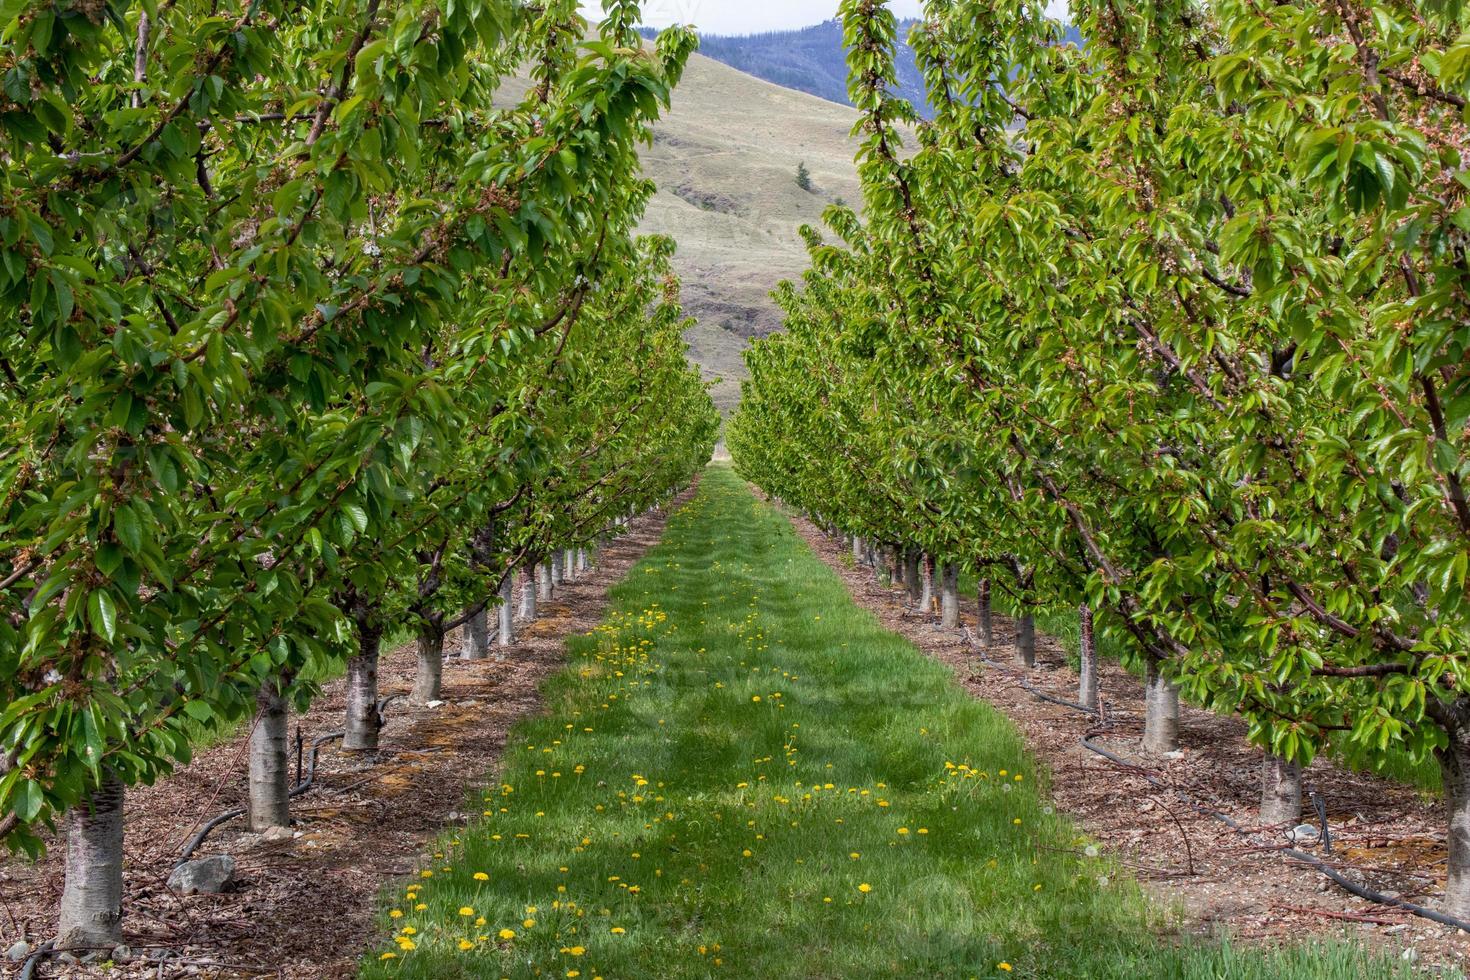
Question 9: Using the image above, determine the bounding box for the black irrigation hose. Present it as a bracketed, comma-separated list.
[18, 940, 54, 980]
[176, 694, 403, 864]
[955, 624, 1470, 932]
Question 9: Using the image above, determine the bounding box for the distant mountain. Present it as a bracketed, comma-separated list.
[644, 19, 933, 118]
[642, 19, 1085, 121]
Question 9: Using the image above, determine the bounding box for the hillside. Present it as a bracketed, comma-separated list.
[504, 51, 871, 413]
[646, 19, 933, 119]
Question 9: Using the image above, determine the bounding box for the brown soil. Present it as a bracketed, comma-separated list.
[788, 515, 1469, 975]
[0, 493, 689, 980]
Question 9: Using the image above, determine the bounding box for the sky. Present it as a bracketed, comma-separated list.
[582, 1, 1066, 36]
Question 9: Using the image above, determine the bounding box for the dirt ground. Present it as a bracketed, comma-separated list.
[0, 494, 688, 980]
[788, 515, 1469, 975]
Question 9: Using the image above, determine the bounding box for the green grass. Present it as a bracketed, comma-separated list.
[361, 465, 1428, 979]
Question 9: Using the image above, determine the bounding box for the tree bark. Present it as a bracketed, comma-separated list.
[520, 565, 538, 621]
[1078, 604, 1098, 711]
[411, 625, 444, 705]
[577, 548, 588, 573]
[977, 578, 992, 648]
[57, 771, 125, 950]
[1142, 655, 1181, 753]
[551, 551, 563, 587]
[940, 561, 960, 628]
[1438, 719, 1470, 919]
[343, 619, 382, 752]
[851, 535, 863, 564]
[247, 680, 291, 832]
[460, 603, 489, 660]
[496, 573, 515, 651]
[537, 561, 552, 601]
[904, 550, 922, 607]
[564, 547, 577, 582]
[1015, 613, 1035, 668]
[1260, 752, 1301, 826]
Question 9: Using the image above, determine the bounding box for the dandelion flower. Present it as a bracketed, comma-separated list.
[379, 952, 398, 960]
[474, 872, 490, 881]
[499, 928, 517, 940]
[459, 906, 475, 917]
[458, 939, 475, 951]
[611, 926, 626, 935]
[998, 963, 1013, 972]
[858, 882, 872, 893]
[389, 909, 403, 919]
[523, 918, 537, 928]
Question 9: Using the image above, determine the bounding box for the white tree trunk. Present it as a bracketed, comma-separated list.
[940, 562, 960, 628]
[343, 627, 382, 752]
[577, 548, 588, 573]
[1015, 613, 1036, 668]
[496, 573, 515, 651]
[1438, 727, 1470, 919]
[1142, 656, 1181, 753]
[411, 628, 444, 705]
[905, 550, 922, 607]
[550, 551, 563, 587]
[520, 565, 538, 620]
[247, 681, 291, 832]
[1260, 752, 1301, 826]
[977, 578, 992, 648]
[57, 772, 125, 950]
[537, 561, 552, 601]
[851, 535, 863, 564]
[460, 603, 489, 660]
[1078, 604, 1098, 710]
[564, 548, 577, 582]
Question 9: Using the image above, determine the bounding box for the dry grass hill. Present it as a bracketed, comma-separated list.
[507, 50, 870, 413]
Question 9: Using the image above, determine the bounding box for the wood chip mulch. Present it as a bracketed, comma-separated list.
[1, 490, 692, 980]
[787, 512, 1468, 975]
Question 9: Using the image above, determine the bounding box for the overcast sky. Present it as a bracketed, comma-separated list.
[584, 1, 1067, 36]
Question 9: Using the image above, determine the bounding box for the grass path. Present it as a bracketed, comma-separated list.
[361, 466, 1416, 979]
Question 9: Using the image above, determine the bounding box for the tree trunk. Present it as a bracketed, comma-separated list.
[496, 573, 515, 651]
[343, 623, 382, 752]
[460, 603, 489, 660]
[520, 565, 538, 621]
[1015, 613, 1035, 668]
[247, 680, 291, 832]
[57, 771, 124, 950]
[905, 550, 922, 607]
[537, 561, 552, 601]
[977, 578, 992, 648]
[551, 551, 563, 587]
[411, 626, 444, 705]
[1078, 604, 1098, 711]
[851, 535, 863, 564]
[940, 562, 960, 628]
[577, 548, 588, 573]
[1142, 655, 1181, 753]
[1260, 752, 1301, 826]
[1437, 720, 1470, 919]
[564, 548, 577, 582]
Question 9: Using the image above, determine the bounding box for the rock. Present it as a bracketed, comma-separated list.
[447, 811, 460, 822]
[260, 825, 293, 842]
[168, 854, 236, 895]
[425, 700, 445, 709]
[6, 941, 31, 963]
[111, 945, 133, 963]
[1384, 924, 1410, 935]
[1286, 824, 1320, 843]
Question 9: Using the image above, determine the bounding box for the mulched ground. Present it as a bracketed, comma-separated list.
[788, 514, 1469, 974]
[1, 492, 691, 980]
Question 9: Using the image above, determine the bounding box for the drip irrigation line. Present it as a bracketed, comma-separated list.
[953, 622, 1470, 933]
[18, 940, 54, 980]
[176, 695, 403, 865]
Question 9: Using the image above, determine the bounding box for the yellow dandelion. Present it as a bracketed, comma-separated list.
[379, 951, 398, 960]
[611, 926, 626, 935]
[499, 928, 516, 940]
[458, 939, 475, 951]
[998, 963, 1013, 972]
[858, 882, 872, 893]
[459, 906, 475, 917]
[473, 872, 490, 881]
[389, 909, 403, 919]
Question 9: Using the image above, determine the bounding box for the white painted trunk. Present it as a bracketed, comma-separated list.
[1439, 729, 1470, 919]
[1015, 614, 1035, 668]
[577, 548, 588, 573]
[550, 551, 563, 587]
[537, 562, 552, 601]
[520, 565, 538, 620]
[940, 562, 960, 628]
[1260, 752, 1301, 826]
[977, 578, 992, 648]
[57, 772, 124, 950]
[563, 548, 577, 582]
[1142, 657, 1181, 753]
[496, 574, 515, 650]
[411, 628, 444, 705]
[851, 536, 863, 564]
[905, 551, 922, 607]
[460, 603, 489, 660]
[1077, 604, 1099, 711]
[247, 681, 291, 831]
[342, 628, 382, 752]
